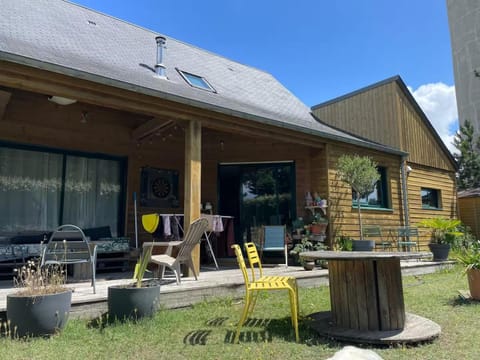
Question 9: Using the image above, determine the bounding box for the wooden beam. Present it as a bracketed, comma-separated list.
[131, 118, 174, 141]
[0, 62, 327, 150]
[184, 119, 202, 275]
[0, 89, 12, 120]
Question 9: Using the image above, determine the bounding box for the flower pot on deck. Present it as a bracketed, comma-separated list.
[352, 240, 375, 251]
[428, 243, 451, 261]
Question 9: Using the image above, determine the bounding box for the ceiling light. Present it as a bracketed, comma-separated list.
[48, 96, 77, 106]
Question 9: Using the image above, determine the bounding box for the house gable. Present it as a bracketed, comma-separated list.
[312, 76, 457, 172]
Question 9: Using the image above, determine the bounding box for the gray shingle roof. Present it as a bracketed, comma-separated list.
[0, 0, 405, 155]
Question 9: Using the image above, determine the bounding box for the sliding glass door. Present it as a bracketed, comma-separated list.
[218, 162, 296, 244]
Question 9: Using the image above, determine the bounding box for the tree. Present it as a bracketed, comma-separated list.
[453, 120, 480, 190]
[336, 155, 380, 240]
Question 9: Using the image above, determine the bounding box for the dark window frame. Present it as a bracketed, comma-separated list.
[176, 68, 216, 93]
[421, 187, 441, 210]
[351, 166, 389, 209]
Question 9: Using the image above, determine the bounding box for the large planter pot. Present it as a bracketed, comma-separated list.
[108, 282, 161, 321]
[352, 240, 375, 251]
[428, 243, 451, 261]
[7, 290, 72, 338]
[467, 268, 480, 300]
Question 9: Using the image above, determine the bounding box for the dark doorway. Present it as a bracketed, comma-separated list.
[218, 162, 296, 246]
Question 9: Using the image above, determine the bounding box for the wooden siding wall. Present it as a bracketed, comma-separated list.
[313, 81, 455, 172]
[396, 90, 453, 170]
[406, 165, 457, 223]
[327, 143, 405, 244]
[405, 165, 458, 247]
[458, 197, 480, 240]
[313, 82, 402, 149]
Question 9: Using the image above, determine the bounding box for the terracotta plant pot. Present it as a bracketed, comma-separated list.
[467, 268, 480, 300]
[310, 223, 327, 235]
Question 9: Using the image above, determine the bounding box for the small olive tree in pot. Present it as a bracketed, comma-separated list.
[336, 154, 380, 250]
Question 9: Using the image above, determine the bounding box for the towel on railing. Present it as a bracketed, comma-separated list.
[161, 215, 171, 236]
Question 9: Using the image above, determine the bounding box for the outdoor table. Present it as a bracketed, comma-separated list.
[299, 250, 441, 344]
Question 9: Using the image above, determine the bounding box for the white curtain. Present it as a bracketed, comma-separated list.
[0, 148, 62, 232]
[62, 156, 121, 236]
[0, 147, 122, 236]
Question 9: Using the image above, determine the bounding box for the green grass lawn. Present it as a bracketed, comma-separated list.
[1, 265, 479, 359]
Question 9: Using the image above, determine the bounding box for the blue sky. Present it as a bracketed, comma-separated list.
[73, 0, 458, 150]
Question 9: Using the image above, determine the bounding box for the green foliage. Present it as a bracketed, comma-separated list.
[336, 235, 353, 251]
[336, 154, 380, 240]
[290, 237, 325, 266]
[456, 240, 480, 271]
[133, 246, 153, 288]
[336, 154, 380, 197]
[453, 120, 480, 190]
[419, 217, 463, 245]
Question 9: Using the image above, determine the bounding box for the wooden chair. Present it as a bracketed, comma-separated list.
[258, 225, 289, 267]
[362, 226, 392, 251]
[41, 224, 97, 293]
[231, 244, 299, 343]
[146, 218, 208, 284]
[397, 227, 420, 252]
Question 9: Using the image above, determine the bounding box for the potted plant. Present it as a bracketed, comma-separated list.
[456, 240, 480, 300]
[419, 217, 463, 261]
[107, 245, 161, 321]
[336, 154, 380, 251]
[290, 237, 326, 270]
[7, 259, 72, 338]
[292, 217, 305, 236]
[336, 235, 354, 251]
[310, 213, 328, 236]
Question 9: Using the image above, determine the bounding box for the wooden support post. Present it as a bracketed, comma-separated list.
[184, 119, 202, 275]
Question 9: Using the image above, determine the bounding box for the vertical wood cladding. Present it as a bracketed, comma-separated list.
[313, 79, 455, 172]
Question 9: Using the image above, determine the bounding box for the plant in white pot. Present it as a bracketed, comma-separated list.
[7, 259, 72, 338]
[336, 154, 380, 251]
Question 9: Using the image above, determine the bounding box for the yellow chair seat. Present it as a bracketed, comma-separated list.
[231, 243, 299, 343]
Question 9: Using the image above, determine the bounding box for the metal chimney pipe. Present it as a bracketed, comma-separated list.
[155, 36, 166, 78]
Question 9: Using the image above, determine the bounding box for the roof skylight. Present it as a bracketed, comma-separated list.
[177, 69, 216, 92]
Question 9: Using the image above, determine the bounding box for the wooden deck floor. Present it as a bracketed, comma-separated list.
[0, 260, 453, 320]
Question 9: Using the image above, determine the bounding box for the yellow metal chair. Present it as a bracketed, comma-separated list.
[231, 244, 299, 343]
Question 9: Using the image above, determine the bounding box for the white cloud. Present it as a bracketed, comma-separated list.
[408, 83, 458, 153]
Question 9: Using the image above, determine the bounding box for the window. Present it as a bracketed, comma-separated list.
[177, 69, 216, 92]
[0, 144, 125, 235]
[421, 188, 441, 209]
[352, 166, 389, 209]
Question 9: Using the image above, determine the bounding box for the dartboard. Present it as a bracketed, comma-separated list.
[151, 177, 171, 199]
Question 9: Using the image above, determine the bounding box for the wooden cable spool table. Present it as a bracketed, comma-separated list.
[299, 251, 441, 344]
